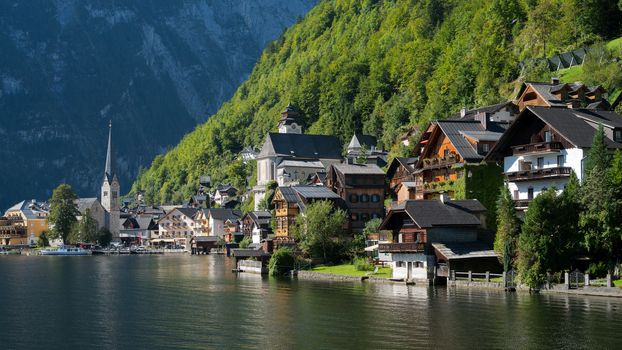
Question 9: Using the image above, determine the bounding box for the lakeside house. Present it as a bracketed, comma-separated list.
[486, 105, 622, 210]
[326, 163, 386, 232]
[241, 211, 272, 244]
[378, 196, 499, 283]
[120, 215, 158, 246]
[386, 157, 418, 201]
[253, 105, 343, 210]
[3, 200, 49, 246]
[156, 207, 198, 249]
[194, 208, 243, 239]
[0, 216, 27, 246]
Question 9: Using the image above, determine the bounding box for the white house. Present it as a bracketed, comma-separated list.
[156, 207, 198, 249]
[487, 106, 622, 209]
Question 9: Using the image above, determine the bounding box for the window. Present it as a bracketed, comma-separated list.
[361, 213, 370, 221]
[513, 190, 519, 200]
[103, 191, 108, 197]
[351, 213, 359, 221]
[371, 194, 380, 203]
[349, 194, 359, 203]
[557, 155, 565, 167]
[415, 261, 424, 268]
[536, 157, 544, 169]
[360, 194, 369, 203]
[544, 131, 552, 142]
[481, 143, 490, 153]
[528, 187, 534, 200]
[396, 261, 405, 268]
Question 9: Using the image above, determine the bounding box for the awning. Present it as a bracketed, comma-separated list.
[364, 244, 378, 252]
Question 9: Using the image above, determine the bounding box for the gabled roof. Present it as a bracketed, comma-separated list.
[247, 211, 272, 226]
[5, 200, 49, 219]
[276, 160, 325, 169]
[258, 133, 343, 160]
[75, 198, 100, 214]
[432, 242, 498, 260]
[487, 106, 622, 160]
[451, 102, 516, 120]
[386, 157, 418, 178]
[331, 163, 385, 176]
[434, 120, 507, 162]
[207, 208, 243, 221]
[381, 199, 483, 229]
[176, 207, 199, 218]
[348, 133, 377, 149]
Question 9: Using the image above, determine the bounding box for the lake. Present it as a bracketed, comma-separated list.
[0, 255, 620, 349]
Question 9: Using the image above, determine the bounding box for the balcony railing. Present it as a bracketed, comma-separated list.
[513, 199, 532, 209]
[420, 157, 458, 170]
[506, 166, 572, 182]
[511, 141, 563, 155]
[378, 242, 425, 253]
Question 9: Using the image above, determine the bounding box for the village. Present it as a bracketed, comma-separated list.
[2, 78, 622, 293]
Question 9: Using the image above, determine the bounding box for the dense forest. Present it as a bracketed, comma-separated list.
[132, 0, 622, 205]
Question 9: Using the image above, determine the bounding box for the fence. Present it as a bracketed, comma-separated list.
[450, 270, 504, 284]
[450, 269, 616, 290]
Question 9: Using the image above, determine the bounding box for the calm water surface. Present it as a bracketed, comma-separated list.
[0, 255, 620, 349]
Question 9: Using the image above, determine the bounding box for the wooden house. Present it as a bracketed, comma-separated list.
[515, 78, 609, 111]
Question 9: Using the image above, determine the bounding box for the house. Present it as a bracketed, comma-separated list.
[326, 163, 386, 232]
[75, 198, 106, 230]
[486, 105, 622, 209]
[272, 185, 344, 238]
[253, 104, 343, 210]
[195, 208, 243, 238]
[308, 172, 327, 186]
[378, 196, 498, 283]
[4, 200, 49, 246]
[515, 78, 608, 111]
[223, 218, 242, 243]
[0, 216, 27, 246]
[242, 211, 273, 244]
[155, 207, 198, 249]
[240, 146, 259, 162]
[386, 157, 418, 199]
[346, 133, 388, 167]
[276, 160, 326, 186]
[120, 215, 157, 246]
[394, 182, 417, 204]
[213, 184, 238, 206]
[190, 235, 219, 254]
[188, 194, 209, 209]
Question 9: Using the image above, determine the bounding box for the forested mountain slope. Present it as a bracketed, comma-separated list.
[0, 0, 316, 210]
[132, 0, 622, 204]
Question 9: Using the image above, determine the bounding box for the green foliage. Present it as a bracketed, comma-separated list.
[464, 163, 505, 230]
[67, 208, 98, 244]
[269, 247, 295, 276]
[97, 228, 113, 247]
[581, 43, 622, 94]
[47, 184, 79, 244]
[133, 0, 622, 201]
[239, 236, 252, 249]
[586, 261, 608, 278]
[37, 231, 50, 248]
[292, 200, 348, 262]
[354, 257, 374, 272]
[494, 185, 521, 271]
[585, 124, 610, 175]
[258, 181, 278, 211]
[362, 218, 382, 236]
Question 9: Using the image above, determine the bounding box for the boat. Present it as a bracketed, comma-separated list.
[0, 249, 21, 255]
[40, 246, 91, 256]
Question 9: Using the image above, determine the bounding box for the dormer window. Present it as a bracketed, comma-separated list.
[614, 129, 622, 143]
[544, 131, 552, 142]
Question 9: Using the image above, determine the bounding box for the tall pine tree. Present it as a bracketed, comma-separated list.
[494, 185, 521, 272]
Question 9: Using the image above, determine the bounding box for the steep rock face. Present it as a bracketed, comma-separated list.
[0, 0, 316, 209]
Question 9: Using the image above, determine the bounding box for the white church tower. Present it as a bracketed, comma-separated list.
[277, 103, 302, 134]
[101, 121, 120, 241]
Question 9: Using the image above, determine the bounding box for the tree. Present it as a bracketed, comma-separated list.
[47, 184, 79, 244]
[67, 208, 98, 244]
[292, 200, 347, 262]
[97, 228, 113, 247]
[494, 185, 521, 272]
[239, 236, 252, 249]
[37, 231, 50, 248]
[268, 247, 295, 276]
[583, 124, 609, 177]
[363, 217, 382, 236]
[258, 181, 278, 210]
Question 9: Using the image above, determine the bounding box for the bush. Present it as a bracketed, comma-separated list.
[269, 247, 295, 276]
[239, 236, 252, 248]
[354, 257, 374, 272]
[587, 261, 608, 278]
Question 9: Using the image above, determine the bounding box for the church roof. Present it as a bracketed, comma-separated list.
[258, 133, 343, 160]
[104, 121, 116, 183]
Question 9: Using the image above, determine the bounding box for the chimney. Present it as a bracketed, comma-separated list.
[439, 193, 450, 203]
[460, 107, 468, 118]
[475, 112, 488, 130]
[551, 77, 560, 85]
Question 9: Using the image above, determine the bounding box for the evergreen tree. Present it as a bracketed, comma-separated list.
[67, 208, 98, 244]
[47, 184, 79, 244]
[583, 124, 609, 177]
[494, 185, 521, 272]
[97, 228, 113, 247]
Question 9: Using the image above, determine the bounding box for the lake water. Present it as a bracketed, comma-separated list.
[0, 255, 620, 349]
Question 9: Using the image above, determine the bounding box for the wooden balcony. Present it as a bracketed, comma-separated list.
[513, 199, 532, 209]
[420, 157, 458, 171]
[378, 242, 425, 253]
[511, 141, 562, 155]
[506, 166, 572, 182]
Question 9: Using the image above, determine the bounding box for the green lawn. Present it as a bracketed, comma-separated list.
[614, 279, 622, 288]
[558, 65, 583, 82]
[311, 264, 393, 279]
[606, 36, 622, 53]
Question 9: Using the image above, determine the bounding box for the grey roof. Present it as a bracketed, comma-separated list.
[529, 106, 622, 148]
[348, 133, 377, 149]
[258, 133, 343, 160]
[459, 130, 504, 142]
[432, 242, 498, 260]
[208, 208, 242, 221]
[386, 157, 417, 178]
[293, 185, 341, 200]
[331, 163, 385, 175]
[74, 198, 100, 214]
[277, 160, 325, 168]
[176, 207, 199, 218]
[436, 120, 504, 161]
[248, 211, 272, 226]
[104, 121, 116, 182]
[5, 200, 49, 219]
[279, 187, 300, 204]
[194, 236, 219, 242]
[452, 102, 515, 120]
[386, 199, 483, 229]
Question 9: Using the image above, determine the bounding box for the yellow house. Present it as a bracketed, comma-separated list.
[4, 200, 49, 245]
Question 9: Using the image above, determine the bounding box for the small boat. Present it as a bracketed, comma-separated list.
[0, 249, 21, 255]
[40, 246, 91, 256]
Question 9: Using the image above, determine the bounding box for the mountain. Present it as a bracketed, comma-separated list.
[0, 0, 317, 210]
[132, 0, 622, 205]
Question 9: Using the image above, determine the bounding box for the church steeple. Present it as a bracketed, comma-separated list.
[278, 103, 302, 134]
[104, 120, 115, 182]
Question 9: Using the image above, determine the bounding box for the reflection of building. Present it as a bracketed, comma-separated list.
[326, 163, 385, 232]
[253, 104, 342, 210]
[487, 106, 622, 210]
[3, 200, 49, 245]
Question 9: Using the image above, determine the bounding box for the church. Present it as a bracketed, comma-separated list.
[101, 121, 121, 241]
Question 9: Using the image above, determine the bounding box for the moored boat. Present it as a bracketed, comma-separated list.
[40, 246, 91, 256]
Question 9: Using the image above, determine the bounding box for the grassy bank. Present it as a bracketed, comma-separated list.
[311, 264, 392, 279]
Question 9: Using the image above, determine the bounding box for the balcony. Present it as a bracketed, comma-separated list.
[513, 199, 532, 209]
[511, 141, 562, 155]
[506, 166, 572, 182]
[420, 156, 458, 171]
[378, 242, 425, 253]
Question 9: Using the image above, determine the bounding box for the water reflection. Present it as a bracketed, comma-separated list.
[0, 255, 620, 349]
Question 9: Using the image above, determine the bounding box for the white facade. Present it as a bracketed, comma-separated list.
[504, 147, 584, 201]
[157, 209, 197, 249]
[386, 253, 434, 281]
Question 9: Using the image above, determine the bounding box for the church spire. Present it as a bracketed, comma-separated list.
[104, 120, 114, 181]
